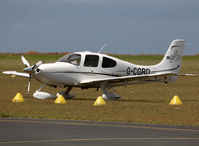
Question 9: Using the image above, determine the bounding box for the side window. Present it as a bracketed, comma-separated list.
[84, 55, 99, 67]
[102, 57, 117, 68]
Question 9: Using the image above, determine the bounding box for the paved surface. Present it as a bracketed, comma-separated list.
[0, 117, 199, 146]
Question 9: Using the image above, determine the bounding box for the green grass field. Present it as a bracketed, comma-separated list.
[0, 54, 199, 126]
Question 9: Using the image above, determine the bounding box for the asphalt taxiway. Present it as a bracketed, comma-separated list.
[0, 117, 199, 146]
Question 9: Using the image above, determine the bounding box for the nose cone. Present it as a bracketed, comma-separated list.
[24, 66, 34, 73]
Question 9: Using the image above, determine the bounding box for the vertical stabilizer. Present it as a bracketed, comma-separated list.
[155, 39, 185, 74]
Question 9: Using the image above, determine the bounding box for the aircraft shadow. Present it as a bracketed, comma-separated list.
[73, 98, 164, 103]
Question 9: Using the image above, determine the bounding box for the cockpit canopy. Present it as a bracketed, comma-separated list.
[57, 53, 81, 66]
[57, 53, 117, 68]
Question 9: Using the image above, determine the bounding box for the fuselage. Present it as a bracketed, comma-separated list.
[2, 39, 185, 100]
[33, 51, 177, 88]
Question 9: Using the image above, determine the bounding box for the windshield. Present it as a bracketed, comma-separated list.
[57, 53, 81, 66]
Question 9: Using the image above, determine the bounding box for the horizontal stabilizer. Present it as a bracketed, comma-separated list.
[178, 73, 199, 76]
[2, 71, 30, 78]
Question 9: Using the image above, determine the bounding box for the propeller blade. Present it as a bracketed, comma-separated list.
[35, 60, 43, 68]
[27, 76, 31, 95]
[21, 55, 30, 67]
[32, 60, 43, 70]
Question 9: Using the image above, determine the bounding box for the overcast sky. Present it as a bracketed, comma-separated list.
[0, 0, 199, 54]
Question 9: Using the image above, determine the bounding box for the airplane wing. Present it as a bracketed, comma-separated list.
[80, 72, 177, 86]
[2, 71, 30, 78]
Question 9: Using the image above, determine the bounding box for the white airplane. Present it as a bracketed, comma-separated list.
[3, 39, 192, 100]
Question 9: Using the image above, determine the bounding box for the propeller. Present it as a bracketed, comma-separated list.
[21, 55, 30, 67]
[20, 55, 43, 94]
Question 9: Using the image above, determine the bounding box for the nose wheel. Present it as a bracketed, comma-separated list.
[33, 84, 56, 100]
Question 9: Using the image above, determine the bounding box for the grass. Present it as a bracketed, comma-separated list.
[0, 53, 199, 126]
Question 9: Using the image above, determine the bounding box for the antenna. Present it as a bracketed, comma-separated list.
[98, 43, 108, 53]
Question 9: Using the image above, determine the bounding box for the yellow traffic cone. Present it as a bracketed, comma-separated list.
[55, 95, 66, 104]
[12, 93, 24, 103]
[93, 96, 106, 106]
[169, 95, 183, 105]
